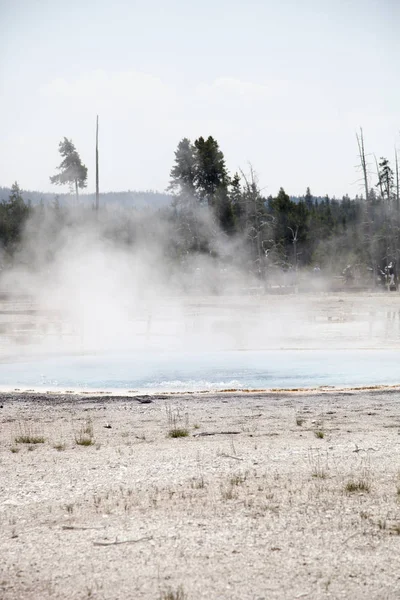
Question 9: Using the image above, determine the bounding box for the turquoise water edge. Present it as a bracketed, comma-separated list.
[0, 349, 398, 393]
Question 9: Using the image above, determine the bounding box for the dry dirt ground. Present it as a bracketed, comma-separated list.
[1, 389, 400, 600]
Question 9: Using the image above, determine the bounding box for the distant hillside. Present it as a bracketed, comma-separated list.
[0, 187, 172, 210]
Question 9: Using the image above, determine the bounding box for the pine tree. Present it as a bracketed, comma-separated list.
[214, 186, 235, 234]
[169, 138, 197, 196]
[229, 172, 243, 230]
[9, 181, 24, 207]
[50, 137, 88, 203]
[0, 182, 30, 249]
[168, 138, 200, 252]
[169, 136, 233, 237]
[376, 157, 394, 202]
[193, 136, 228, 204]
[304, 187, 313, 210]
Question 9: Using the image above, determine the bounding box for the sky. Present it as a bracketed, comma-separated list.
[0, 0, 399, 198]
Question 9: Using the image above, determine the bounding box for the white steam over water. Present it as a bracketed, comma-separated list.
[1, 207, 400, 393]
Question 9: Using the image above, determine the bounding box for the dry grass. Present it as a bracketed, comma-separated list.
[14, 422, 45, 444]
[160, 586, 186, 600]
[345, 479, 371, 493]
[168, 428, 189, 438]
[15, 434, 45, 444]
[4, 384, 400, 599]
[75, 419, 95, 446]
[53, 442, 66, 451]
[230, 473, 246, 486]
[166, 405, 190, 438]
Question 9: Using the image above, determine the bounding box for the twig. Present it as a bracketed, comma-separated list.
[353, 444, 377, 453]
[193, 431, 241, 437]
[62, 525, 104, 531]
[220, 453, 244, 461]
[93, 535, 153, 547]
[342, 532, 359, 545]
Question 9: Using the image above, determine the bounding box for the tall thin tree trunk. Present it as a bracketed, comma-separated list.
[395, 148, 399, 212]
[75, 179, 79, 205]
[96, 115, 99, 212]
[374, 155, 384, 200]
[356, 128, 369, 202]
[395, 149, 400, 269]
[375, 155, 392, 280]
[356, 128, 374, 281]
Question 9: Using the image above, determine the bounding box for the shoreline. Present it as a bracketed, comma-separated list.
[1, 381, 400, 399]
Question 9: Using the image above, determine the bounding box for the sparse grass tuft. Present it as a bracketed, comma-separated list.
[53, 443, 66, 451]
[230, 473, 246, 486]
[160, 586, 186, 600]
[191, 476, 205, 489]
[75, 419, 95, 446]
[166, 405, 189, 439]
[64, 503, 74, 515]
[345, 479, 370, 493]
[308, 448, 329, 480]
[390, 523, 400, 535]
[14, 422, 45, 445]
[168, 428, 189, 438]
[312, 469, 327, 479]
[314, 430, 325, 439]
[221, 483, 238, 501]
[77, 437, 95, 446]
[15, 434, 45, 444]
[10, 446, 20, 453]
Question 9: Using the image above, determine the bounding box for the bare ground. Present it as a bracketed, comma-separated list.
[1, 389, 400, 599]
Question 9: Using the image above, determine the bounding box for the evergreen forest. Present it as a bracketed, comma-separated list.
[1, 131, 399, 289]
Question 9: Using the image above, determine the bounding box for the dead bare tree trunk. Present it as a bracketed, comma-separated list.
[288, 226, 299, 271]
[395, 148, 399, 212]
[95, 115, 99, 212]
[356, 128, 369, 202]
[239, 166, 263, 276]
[356, 128, 375, 284]
[374, 154, 384, 200]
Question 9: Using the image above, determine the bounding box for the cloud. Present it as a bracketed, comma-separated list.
[39, 69, 177, 115]
[40, 71, 292, 118]
[197, 76, 290, 98]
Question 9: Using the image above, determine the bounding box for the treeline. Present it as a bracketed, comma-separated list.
[166, 135, 398, 277]
[0, 187, 171, 209]
[0, 133, 399, 281]
[0, 183, 31, 258]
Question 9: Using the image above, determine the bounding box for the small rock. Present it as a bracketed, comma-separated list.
[137, 397, 153, 404]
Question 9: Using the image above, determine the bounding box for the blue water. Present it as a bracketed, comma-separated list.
[1, 349, 399, 392]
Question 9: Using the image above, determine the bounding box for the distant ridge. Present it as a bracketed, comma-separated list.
[0, 187, 172, 209]
[0, 186, 358, 209]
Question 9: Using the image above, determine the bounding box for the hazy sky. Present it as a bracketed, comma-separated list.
[0, 0, 398, 198]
